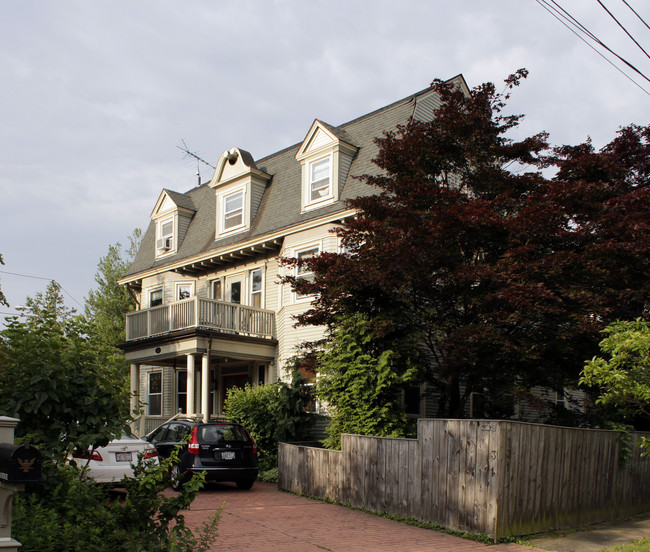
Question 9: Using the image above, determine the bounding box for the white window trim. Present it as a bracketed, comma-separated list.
[149, 287, 163, 308]
[218, 187, 247, 236]
[303, 154, 334, 211]
[250, 268, 263, 309]
[210, 278, 223, 301]
[156, 216, 175, 255]
[176, 282, 194, 301]
[294, 243, 321, 302]
[148, 370, 163, 416]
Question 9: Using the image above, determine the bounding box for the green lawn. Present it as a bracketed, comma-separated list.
[600, 538, 650, 552]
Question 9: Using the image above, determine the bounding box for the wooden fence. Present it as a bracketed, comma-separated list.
[278, 419, 650, 540]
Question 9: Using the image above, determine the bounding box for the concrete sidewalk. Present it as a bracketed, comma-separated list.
[529, 516, 650, 552]
[181, 481, 535, 551]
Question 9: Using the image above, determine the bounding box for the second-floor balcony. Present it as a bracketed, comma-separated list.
[125, 297, 275, 341]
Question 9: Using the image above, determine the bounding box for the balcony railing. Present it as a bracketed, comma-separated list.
[125, 297, 275, 341]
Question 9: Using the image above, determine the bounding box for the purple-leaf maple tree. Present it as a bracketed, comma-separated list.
[283, 71, 650, 419]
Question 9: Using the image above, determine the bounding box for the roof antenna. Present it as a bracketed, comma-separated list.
[177, 139, 216, 187]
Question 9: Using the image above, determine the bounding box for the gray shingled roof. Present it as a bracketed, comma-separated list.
[122, 83, 437, 280]
[161, 189, 196, 212]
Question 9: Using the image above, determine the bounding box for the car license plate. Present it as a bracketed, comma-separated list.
[221, 451, 235, 460]
[116, 452, 133, 462]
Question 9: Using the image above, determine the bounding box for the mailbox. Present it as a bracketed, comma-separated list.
[0, 443, 42, 484]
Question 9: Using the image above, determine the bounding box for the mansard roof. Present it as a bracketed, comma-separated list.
[122, 76, 467, 282]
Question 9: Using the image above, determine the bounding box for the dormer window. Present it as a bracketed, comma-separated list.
[208, 147, 271, 239]
[296, 120, 358, 213]
[309, 156, 332, 203]
[156, 218, 174, 253]
[150, 189, 195, 258]
[224, 190, 244, 231]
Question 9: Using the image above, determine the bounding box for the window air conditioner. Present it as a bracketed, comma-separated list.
[156, 237, 172, 250]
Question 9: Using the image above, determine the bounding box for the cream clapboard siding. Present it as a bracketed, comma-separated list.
[138, 252, 278, 307]
[139, 366, 175, 418]
[274, 223, 340, 375]
[413, 88, 444, 122]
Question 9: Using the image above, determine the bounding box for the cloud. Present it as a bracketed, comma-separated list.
[1, 0, 648, 316]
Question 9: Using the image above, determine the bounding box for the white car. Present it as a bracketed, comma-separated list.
[72, 434, 159, 484]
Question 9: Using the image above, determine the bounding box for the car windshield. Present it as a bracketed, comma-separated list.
[199, 425, 248, 444]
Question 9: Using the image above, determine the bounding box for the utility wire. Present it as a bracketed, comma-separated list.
[621, 0, 650, 31]
[597, 0, 650, 61]
[0, 269, 83, 308]
[543, 0, 650, 83]
[536, 0, 650, 96]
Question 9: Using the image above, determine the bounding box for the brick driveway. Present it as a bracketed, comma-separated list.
[180, 481, 537, 551]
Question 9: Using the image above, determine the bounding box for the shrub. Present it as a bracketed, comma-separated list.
[12, 450, 220, 552]
[224, 365, 313, 470]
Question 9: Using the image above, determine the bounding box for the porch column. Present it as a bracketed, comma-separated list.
[186, 354, 195, 415]
[201, 353, 209, 422]
[129, 364, 140, 417]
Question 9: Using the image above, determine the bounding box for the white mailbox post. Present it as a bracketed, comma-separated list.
[0, 416, 23, 552]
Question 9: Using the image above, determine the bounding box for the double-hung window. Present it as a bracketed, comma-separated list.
[149, 288, 163, 307]
[250, 269, 262, 308]
[309, 157, 331, 203]
[296, 246, 319, 298]
[157, 218, 174, 252]
[148, 371, 162, 416]
[211, 279, 222, 301]
[223, 190, 244, 231]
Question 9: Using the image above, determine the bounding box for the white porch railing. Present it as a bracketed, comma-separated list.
[125, 297, 275, 341]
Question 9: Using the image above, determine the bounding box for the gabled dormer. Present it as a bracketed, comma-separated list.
[151, 189, 196, 258]
[295, 120, 358, 212]
[208, 147, 271, 239]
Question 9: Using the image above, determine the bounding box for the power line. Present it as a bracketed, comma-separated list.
[597, 0, 650, 61]
[621, 0, 650, 31]
[536, 0, 650, 96]
[0, 269, 83, 308]
[545, 0, 650, 83]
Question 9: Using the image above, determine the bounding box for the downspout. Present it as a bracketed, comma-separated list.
[206, 336, 212, 421]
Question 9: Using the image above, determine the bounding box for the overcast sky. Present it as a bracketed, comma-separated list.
[1, 0, 649, 320]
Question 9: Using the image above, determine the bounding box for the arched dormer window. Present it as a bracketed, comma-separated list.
[208, 147, 271, 239]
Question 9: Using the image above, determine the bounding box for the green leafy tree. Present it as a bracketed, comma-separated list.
[0, 281, 129, 462]
[85, 229, 141, 358]
[318, 314, 420, 449]
[581, 319, 650, 420]
[276, 360, 315, 444]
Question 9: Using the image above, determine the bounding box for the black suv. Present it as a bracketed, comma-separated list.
[146, 418, 258, 490]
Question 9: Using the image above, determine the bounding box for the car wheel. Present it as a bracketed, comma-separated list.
[235, 479, 255, 490]
[170, 464, 187, 491]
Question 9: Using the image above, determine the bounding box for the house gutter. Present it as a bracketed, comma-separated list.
[117, 207, 357, 287]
